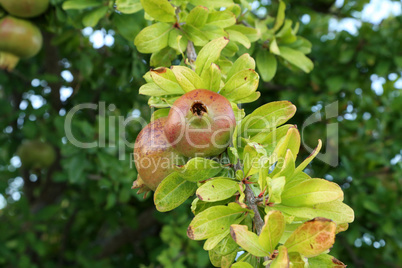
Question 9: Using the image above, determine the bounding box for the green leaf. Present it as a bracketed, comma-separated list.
[154, 172, 197, 212]
[259, 210, 285, 253]
[236, 91, 261, 104]
[271, 149, 296, 180]
[231, 262, 254, 268]
[148, 95, 179, 108]
[134, 22, 172, 53]
[226, 25, 260, 42]
[201, 63, 222, 92]
[168, 28, 188, 52]
[171, 66, 204, 92]
[151, 108, 170, 121]
[188, 203, 247, 240]
[256, 50, 277, 82]
[227, 30, 251, 48]
[189, 0, 234, 9]
[267, 176, 286, 204]
[226, 53, 255, 81]
[213, 233, 239, 255]
[251, 124, 292, 150]
[281, 179, 344, 207]
[272, 1, 286, 32]
[115, 0, 142, 14]
[230, 224, 270, 257]
[196, 178, 239, 202]
[269, 37, 281, 55]
[274, 201, 355, 224]
[270, 246, 289, 268]
[278, 46, 314, 73]
[113, 13, 142, 41]
[174, 157, 223, 182]
[288, 252, 308, 268]
[82, 6, 108, 27]
[201, 24, 229, 40]
[209, 249, 237, 268]
[243, 142, 267, 177]
[195, 37, 229, 77]
[206, 10, 236, 28]
[272, 127, 300, 165]
[284, 218, 337, 258]
[240, 101, 296, 138]
[182, 24, 209, 46]
[150, 68, 184, 94]
[220, 69, 259, 102]
[139, 82, 172, 96]
[62, 0, 101, 10]
[150, 47, 177, 67]
[308, 254, 346, 267]
[140, 0, 176, 22]
[204, 230, 230, 251]
[186, 6, 209, 28]
[294, 139, 322, 174]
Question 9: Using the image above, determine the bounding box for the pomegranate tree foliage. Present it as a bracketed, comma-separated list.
[0, 0, 401, 267]
[129, 0, 353, 267]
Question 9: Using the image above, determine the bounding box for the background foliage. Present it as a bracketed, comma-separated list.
[0, 0, 401, 267]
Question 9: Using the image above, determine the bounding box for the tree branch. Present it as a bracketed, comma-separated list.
[186, 41, 197, 66]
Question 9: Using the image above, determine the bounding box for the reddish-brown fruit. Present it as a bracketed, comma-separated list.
[164, 89, 236, 157]
[0, 16, 43, 59]
[133, 117, 186, 191]
[0, 0, 49, 18]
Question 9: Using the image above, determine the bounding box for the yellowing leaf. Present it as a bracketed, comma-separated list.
[220, 69, 259, 102]
[196, 178, 239, 202]
[150, 68, 184, 94]
[140, 0, 176, 22]
[226, 53, 256, 81]
[195, 37, 229, 77]
[259, 210, 285, 253]
[154, 172, 197, 212]
[294, 139, 322, 174]
[186, 6, 209, 28]
[134, 22, 172, 53]
[281, 179, 343, 207]
[201, 63, 222, 92]
[309, 254, 346, 268]
[231, 262, 254, 268]
[227, 29, 251, 48]
[189, 0, 234, 9]
[175, 158, 223, 182]
[171, 66, 204, 92]
[206, 10, 236, 28]
[284, 218, 336, 257]
[188, 203, 247, 240]
[230, 224, 270, 257]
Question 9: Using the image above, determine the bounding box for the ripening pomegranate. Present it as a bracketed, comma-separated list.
[164, 89, 236, 158]
[0, 0, 49, 18]
[133, 117, 186, 192]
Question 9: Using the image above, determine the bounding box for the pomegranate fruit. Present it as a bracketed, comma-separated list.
[164, 89, 236, 158]
[17, 140, 56, 169]
[0, 0, 49, 18]
[0, 16, 43, 59]
[133, 117, 186, 192]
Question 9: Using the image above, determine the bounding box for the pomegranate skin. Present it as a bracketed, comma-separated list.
[134, 117, 186, 191]
[0, 0, 49, 18]
[164, 89, 236, 158]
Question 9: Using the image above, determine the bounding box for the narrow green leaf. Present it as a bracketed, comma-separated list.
[206, 10, 236, 28]
[201, 63, 222, 92]
[236, 91, 261, 104]
[227, 30, 251, 48]
[175, 157, 223, 182]
[256, 50, 277, 82]
[189, 0, 234, 9]
[281, 179, 344, 207]
[284, 218, 337, 258]
[272, 127, 300, 166]
[220, 69, 259, 102]
[195, 37, 229, 77]
[267, 176, 286, 204]
[226, 25, 260, 42]
[115, 0, 142, 14]
[188, 203, 247, 240]
[274, 200, 355, 224]
[243, 142, 267, 177]
[186, 6, 209, 28]
[197, 178, 239, 202]
[272, 1, 286, 32]
[279, 46, 314, 73]
[154, 172, 197, 212]
[241, 101, 296, 138]
[134, 22, 172, 53]
[139, 82, 174, 96]
[182, 24, 209, 46]
[230, 224, 270, 257]
[140, 0, 176, 22]
[168, 28, 188, 52]
[171, 66, 204, 92]
[259, 210, 285, 253]
[294, 139, 322, 174]
[82, 6, 108, 27]
[62, 0, 101, 10]
[150, 47, 176, 67]
[226, 53, 255, 81]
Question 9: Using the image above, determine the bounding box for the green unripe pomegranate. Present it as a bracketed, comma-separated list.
[164, 89, 236, 158]
[17, 140, 56, 170]
[0, 16, 43, 59]
[133, 117, 186, 191]
[0, 0, 49, 18]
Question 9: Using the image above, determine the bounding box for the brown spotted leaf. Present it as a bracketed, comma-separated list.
[270, 245, 290, 268]
[284, 217, 336, 258]
[308, 253, 346, 268]
[230, 224, 270, 257]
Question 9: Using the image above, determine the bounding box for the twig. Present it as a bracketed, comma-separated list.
[186, 41, 197, 65]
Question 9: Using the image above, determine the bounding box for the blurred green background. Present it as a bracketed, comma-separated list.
[0, 0, 401, 267]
